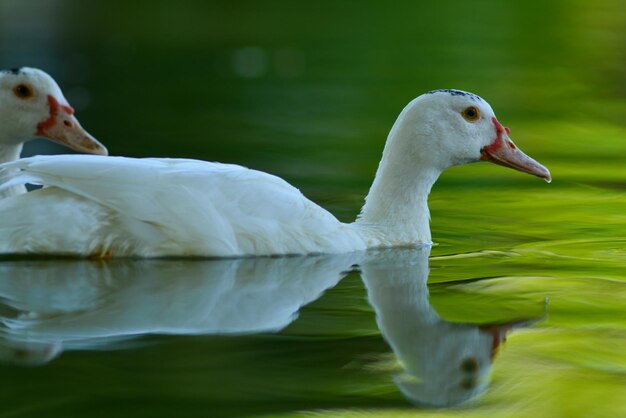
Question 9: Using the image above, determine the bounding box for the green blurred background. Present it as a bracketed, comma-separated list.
[1, 0, 626, 417]
[6, 0, 626, 227]
[6, 0, 623, 179]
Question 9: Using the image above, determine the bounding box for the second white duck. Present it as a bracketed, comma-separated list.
[0, 89, 550, 257]
[0, 67, 107, 198]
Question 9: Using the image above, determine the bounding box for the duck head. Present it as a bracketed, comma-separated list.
[0, 67, 107, 155]
[398, 89, 550, 182]
[358, 89, 551, 244]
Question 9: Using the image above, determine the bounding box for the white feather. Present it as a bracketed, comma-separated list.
[0, 155, 364, 256]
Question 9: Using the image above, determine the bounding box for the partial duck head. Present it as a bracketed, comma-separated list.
[395, 89, 550, 181]
[0, 67, 107, 155]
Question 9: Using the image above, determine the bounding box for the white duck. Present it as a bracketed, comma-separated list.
[0, 67, 107, 198]
[0, 89, 550, 257]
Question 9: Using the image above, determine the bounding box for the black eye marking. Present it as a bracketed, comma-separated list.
[13, 83, 34, 99]
[460, 358, 479, 373]
[461, 106, 481, 122]
[427, 89, 482, 102]
[1, 68, 23, 75]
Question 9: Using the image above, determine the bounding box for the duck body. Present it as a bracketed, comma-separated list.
[0, 156, 369, 256]
[0, 89, 551, 258]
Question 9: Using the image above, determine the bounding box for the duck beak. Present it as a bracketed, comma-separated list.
[479, 318, 541, 361]
[480, 118, 551, 183]
[36, 96, 108, 156]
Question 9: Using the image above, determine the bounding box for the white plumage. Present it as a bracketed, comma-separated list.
[0, 156, 364, 256]
[0, 90, 550, 257]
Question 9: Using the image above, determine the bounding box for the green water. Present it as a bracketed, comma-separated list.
[2, 0, 626, 417]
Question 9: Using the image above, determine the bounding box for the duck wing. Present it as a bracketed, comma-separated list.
[0, 155, 364, 256]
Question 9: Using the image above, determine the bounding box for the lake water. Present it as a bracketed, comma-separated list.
[1, 1, 625, 417]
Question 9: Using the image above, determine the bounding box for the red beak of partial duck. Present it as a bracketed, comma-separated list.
[480, 117, 551, 183]
[36, 95, 108, 156]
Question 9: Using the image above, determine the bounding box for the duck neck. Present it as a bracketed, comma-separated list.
[0, 143, 23, 164]
[355, 126, 441, 245]
[0, 143, 26, 198]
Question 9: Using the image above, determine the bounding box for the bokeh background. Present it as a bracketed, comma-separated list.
[4, 0, 624, 197]
[5, 0, 626, 229]
[1, 1, 626, 417]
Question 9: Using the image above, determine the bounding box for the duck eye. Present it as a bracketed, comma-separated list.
[460, 357, 479, 373]
[13, 83, 34, 99]
[461, 106, 480, 122]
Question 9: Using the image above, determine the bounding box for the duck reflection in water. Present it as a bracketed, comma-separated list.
[0, 253, 360, 365]
[361, 248, 537, 407]
[0, 249, 539, 407]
